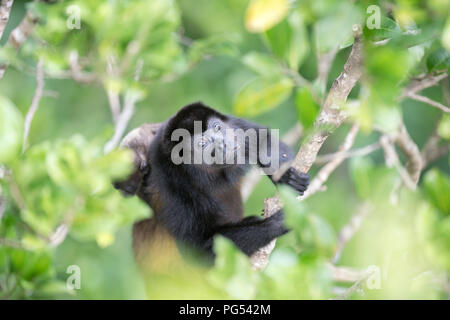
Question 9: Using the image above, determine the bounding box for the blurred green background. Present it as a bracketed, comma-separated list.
[0, 0, 449, 299]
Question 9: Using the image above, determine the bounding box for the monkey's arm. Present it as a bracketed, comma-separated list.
[229, 117, 309, 195]
[214, 211, 289, 256]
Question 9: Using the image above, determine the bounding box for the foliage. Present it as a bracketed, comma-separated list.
[0, 0, 448, 299]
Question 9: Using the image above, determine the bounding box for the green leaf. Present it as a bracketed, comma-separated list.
[314, 2, 363, 53]
[242, 52, 283, 78]
[188, 33, 241, 64]
[306, 213, 335, 252]
[233, 77, 293, 116]
[443, 17, 450, 50]
[0, 96, 23, 164]
[264, 11, 309, 69]
[10, 250, 52, 281]
[423, 169, 450, 214]
[295, 87, 319, 129]
[350, 157, 400, 202]
[364, 16, 401, 41]
[365, 45, 414, 106]
[426, 48, 450, 72]
[437, 115, 450, 140]
[278, 186, 335, 254]
[349, 157, 375, 199]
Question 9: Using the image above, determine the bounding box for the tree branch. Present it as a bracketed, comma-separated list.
[0, 0, 14, 40]
[401, 72, 449, 113]
[22, 58, 44, 153]
[405, 92, 450, 113]
[104, 92, 138, 154]
[315, 141, 380, 164]
[316, 47, 338, 99]
[0, 195, 6, 221]
[403, 72, 448, 96]
[379, 134, 417, 190]
[103, 57, 143, 154]
[250, 25, 364, 270]
[394, 123, 423, 184]
[0, 11, 38, 78]
[332, 203, 371, 264]
[303, 123, 360, 199]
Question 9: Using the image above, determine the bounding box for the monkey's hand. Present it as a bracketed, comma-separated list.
[277, 168, 310, 196]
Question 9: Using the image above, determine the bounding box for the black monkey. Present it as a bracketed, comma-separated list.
[115, 102, 309, 266]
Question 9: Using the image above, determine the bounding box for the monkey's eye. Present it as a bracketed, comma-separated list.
[198, 140, 207, 148]
[213, 122, 222, 132]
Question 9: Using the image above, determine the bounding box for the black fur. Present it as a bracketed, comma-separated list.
[117, 102, 309, 263]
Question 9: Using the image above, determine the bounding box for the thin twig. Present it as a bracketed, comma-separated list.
[332, 203, 371, 264]
[104, 57, 143, 154]
[406, 92, 450, 113]
[0, 195, 6, 221]
[302, 124, 360, 199]
[22, 58, 44, 153]
[402, 72, 448, 96]
[316, 48, 338, 99]
[68, 50, 97, 84]
[0, 11, 38, 78]
[48, 209, 75, 248]
[379, 134, 416, 190]
[104, 93, 137, 154]
[394, 123, 423, 184]
[333, 275, 367, 300]
[401, 72, 449, 113]
[315, 142, 380, 164]
[328, 264, 368, 282]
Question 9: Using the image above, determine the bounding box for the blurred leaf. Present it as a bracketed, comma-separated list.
[314, 2, 363, 53]
[242, 52, 283, 78]
[96, 232, 115, 248]
[443, 17, 450, 50]
[0, 96, 23, 164]
[10, 250, 52, 281]
[437, 115, 450, 140]
[364, 16, 401, 41]
[423, 169, 450, 214]
[264, 11, 309, 69]
[31, 0, 184, 85]
[295, 87, 319, 129]
[209, 236, 257, 299]
[372, 105, 402, 134]
[245, 0, 289, 33]
[188, 33, 241, 64]
[260, 250, 332, 299]
[233, 77, 293, 116]
[349, 157, 374, 199]
[426, 48, 450, 72]
[364, 45, 414, 108]
[279, 187, 335, 254]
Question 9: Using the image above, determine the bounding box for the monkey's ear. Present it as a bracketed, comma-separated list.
[113, 123, 161, 196]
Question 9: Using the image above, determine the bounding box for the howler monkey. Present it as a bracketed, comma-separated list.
[114, 102, 309, 267]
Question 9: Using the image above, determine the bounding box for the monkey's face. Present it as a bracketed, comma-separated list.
[190, 117, 242, 168]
